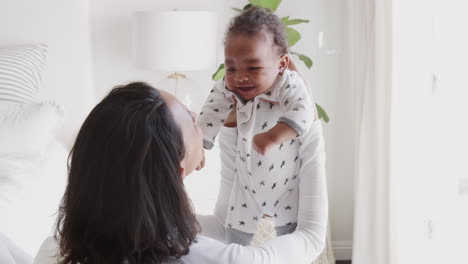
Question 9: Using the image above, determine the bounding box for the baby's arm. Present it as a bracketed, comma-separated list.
[196, 80, 235, 150]
[277, 70, 316, 136]
[253, 70, 316, 155]
[253, 122, 297, 155]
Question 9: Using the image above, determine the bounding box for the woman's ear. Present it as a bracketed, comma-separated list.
[180, 167, 186, 179]
[180, 160, 187, 179]
[279, 54, 290, 72]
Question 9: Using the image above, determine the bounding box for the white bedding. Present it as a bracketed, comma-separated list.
[0, 140, 68, 257]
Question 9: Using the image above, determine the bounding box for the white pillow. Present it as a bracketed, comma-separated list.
[0, 102, 63, 157]
[0, 44, 48, 104]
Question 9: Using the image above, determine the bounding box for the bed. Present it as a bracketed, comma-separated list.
[0, 1, 94, 263]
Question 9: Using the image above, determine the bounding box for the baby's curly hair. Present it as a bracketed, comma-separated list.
[225, 6, 289, 55]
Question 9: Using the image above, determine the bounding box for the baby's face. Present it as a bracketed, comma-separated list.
[224, 30, 287, 100]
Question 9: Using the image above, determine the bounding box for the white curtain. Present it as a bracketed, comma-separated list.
[350, 0, 393, 263]
[390, 1, 468, 263]
[351, 0, 468, 263]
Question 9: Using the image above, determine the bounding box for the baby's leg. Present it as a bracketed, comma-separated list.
[275, 222, 297, 236]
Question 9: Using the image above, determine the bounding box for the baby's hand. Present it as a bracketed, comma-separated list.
[253, 132, 276, 156]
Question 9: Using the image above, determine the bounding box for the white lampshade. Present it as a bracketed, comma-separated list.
[133, 10, 218, 72]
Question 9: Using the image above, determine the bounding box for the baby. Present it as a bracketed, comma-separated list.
[197, 6, 317, 244]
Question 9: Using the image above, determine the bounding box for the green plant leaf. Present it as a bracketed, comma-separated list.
[291, 51, 313, 69]
[212, 64, 225, 81]
[286, 27, 301, 46]
[233, 4, 253, 12]
[315, 103, 330, 123]
[283, 18, 309, 26]
[281, 16, 290, 23]
[249, 0, 282, 11]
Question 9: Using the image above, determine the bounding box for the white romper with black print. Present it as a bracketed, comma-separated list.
[197, 69, 315, 234]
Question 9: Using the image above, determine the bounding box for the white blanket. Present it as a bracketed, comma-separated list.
[0, 232, 32, 264]
[0, 140, 68, 258]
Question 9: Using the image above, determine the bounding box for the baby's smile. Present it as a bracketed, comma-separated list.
[234, 85, 260, 99]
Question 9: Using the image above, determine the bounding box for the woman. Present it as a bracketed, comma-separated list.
[34, 82, 327, 264]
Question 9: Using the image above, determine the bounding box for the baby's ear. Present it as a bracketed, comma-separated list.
[279, 54, 290, 72]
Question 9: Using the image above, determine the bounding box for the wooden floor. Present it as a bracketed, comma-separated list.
[336, 261, 351, 264]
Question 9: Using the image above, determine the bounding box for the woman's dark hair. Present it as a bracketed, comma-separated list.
[225, 6, 288, 55]
[55, 82, 199, 264]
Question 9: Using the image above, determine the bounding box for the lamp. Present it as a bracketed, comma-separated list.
[132, 10, 217, 108]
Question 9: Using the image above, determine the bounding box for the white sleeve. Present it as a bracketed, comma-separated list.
[277, 70, 316, 136]
[189, 120, 328, 264]
[259, 120, 327, 263]
[196, 80, 235, 150]
[33, 237, 60, 264]
[196, 126, 237, 242]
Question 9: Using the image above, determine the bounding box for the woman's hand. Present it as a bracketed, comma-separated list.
[196, 154, 205, 171]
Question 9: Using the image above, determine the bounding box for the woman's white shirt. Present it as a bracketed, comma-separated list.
[34, 122, 328, 264]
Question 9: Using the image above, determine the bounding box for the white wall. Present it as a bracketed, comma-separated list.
[0, 0, 95, 147]
[90, 0, 354, 257]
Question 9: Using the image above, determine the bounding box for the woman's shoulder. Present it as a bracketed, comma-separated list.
[32, 236, 233, 264]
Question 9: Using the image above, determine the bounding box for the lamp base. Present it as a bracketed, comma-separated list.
[168, 72, 187, 79]
[157, 72, 194, 109]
